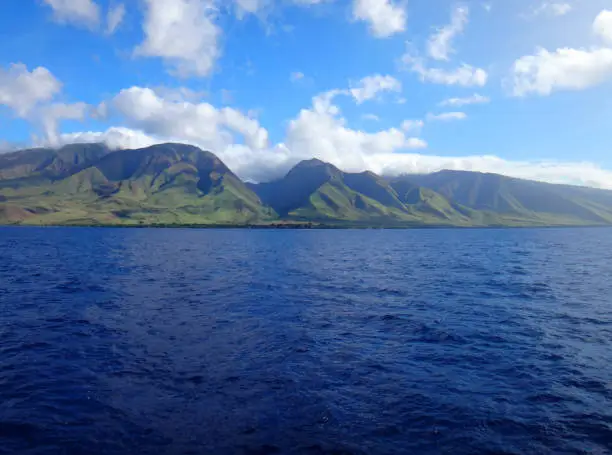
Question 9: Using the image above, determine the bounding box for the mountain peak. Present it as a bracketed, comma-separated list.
[294, 158, 332, 168]
[140, 142, 208, 154]
[288, 158, 341, 176]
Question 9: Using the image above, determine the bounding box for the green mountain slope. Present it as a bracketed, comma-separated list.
[0, 143, 272, 225]
[250, 159, 471, 225]
[394, 170, 612, 226]
[3, 143, 612, 227]
[0, 143, 111, 188]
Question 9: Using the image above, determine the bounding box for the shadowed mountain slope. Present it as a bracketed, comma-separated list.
[0, 143, 272, 225]
[393, 170, 612, 225]
[2, 144, 612, 227]
[250, 159, 471, 225]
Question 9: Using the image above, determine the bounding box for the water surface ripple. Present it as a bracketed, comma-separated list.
[1, 227, 611, 454]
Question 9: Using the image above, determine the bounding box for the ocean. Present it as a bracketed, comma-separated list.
[1, 227, 611, 454]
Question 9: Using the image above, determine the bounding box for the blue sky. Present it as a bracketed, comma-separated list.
[1, 0, 612, 186]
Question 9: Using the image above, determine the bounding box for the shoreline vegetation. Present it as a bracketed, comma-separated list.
[2, 221, 610, 230]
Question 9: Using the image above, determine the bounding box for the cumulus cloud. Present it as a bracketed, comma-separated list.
[439, 93, 490, 107]
[285, 93, 426, 171]
[48, 127, 160, 150]
[150, 86, 207, 103]
[352, 0, 406, 38]
[107, 86, 268, 151]
[34, 81, 612, 189]
[510, 47, 612, 96]
[0, 63, 92, 143]
[135, 0, 220, 78]
[510, 10, 612, 96]
[368, 155, 612, 190]
[54, 124, 612, 190]
[59, 86, 427, 181]
[42, 0, 101, 28]
[0, 64, 62, 116]
[349, 74, 402, 103]
[106, 3, 125, 34]
[594, 10, 612, 44]
[427, 6, 469, 61]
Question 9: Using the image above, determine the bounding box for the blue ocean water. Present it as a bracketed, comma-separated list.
[0, 227, 611, 455]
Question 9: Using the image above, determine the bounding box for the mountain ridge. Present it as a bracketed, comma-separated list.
[1, 142, 612, 227]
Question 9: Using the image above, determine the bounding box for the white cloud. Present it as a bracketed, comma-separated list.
[39, 84, 612, 189]
[106, 3, 125, 34]
[428, 6, 469, 61]
[290, 71, 305, 82]
[349, 74, 402, 103]
[352, 0, 406, 38]
[283, 92, 427, 175]
[527, 2, 572, 18]
[42, 0, 101, 28]
[0, 64, 62, 116]
[362, 113, 380, 121]
[510, 10, 612, 96]
[109, 86, 268, 151]
[510, 47, 612, 96]
[233, 0, 270, 18]
[49, 127, 160, 150]
[403, 52, 488, 86]
[0, 64, 89, 142]
[71, 87, 427, 181]
[92, 101, 108, 119]
[135, 0, 220, 78]
[226, 0, 331, 20]
[439, 93, 490, 106]
[401, 119, 424, 133]
[594, 10, 612, 44]
[291, 0, 330, 4]
[0, 141, 20, 153]
[37, 102, 89, 145]
[365, 155, 612, 190]
[56, 124, 612, 190]
[151, 86, 207, 103]
[427, 112, 467, 121]
[233, 0, 328, 15]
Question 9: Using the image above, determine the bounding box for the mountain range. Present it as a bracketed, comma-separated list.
[1, 142, 612, 227]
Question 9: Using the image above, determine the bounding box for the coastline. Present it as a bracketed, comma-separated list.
[1, 221, 610, 230]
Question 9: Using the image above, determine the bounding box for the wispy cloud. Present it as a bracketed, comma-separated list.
[510, 10, 612, 96]
[524, 2, 572, 19]
[439, 94, 490, 107]
[427, 111, 467, 121]
[427, 6, 469, 61]
[349, 74, 402, 103]
[290, 71, 305, 82]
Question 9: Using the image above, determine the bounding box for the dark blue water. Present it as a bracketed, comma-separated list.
[1, 227, 612, 454]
